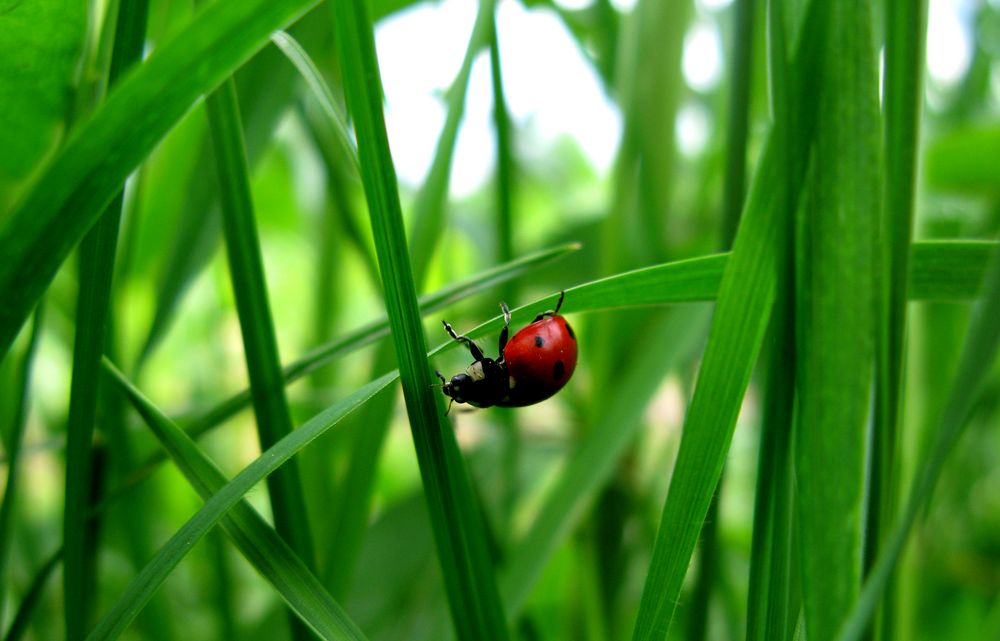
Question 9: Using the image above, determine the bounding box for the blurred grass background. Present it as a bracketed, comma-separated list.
[1, 0, 999, 639]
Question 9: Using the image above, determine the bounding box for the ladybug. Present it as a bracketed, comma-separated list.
[435, 291, 577, 412]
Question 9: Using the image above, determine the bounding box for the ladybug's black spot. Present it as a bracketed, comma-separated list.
[553, 360, 565, 380]
[564, 321, 575, 340]
[534, 335, 544, 348]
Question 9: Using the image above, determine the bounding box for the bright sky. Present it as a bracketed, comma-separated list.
[375, 0, 977, 196]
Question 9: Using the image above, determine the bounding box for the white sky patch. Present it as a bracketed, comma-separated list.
[676, 101, 711, 156]
[926, 0, 973, 86]
[697, 0, 733, 10]
[553, 0, 594, 11]
[683, 20, 723, 92]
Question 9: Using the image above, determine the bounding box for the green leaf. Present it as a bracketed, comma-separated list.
[0, 0, 321, 360]
[0, 0, 86, 212]
[101, 360, 368, 641]
[84, 373, 394, 641]
[331, 0, 510, 636]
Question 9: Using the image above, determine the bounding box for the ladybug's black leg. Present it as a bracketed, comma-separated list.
[498, 302, 512, 357]
[434, 371, 447, 387]
[442, 320, 485, 361]
[533, 290, 566, 322]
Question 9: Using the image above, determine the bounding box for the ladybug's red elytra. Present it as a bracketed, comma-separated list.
[435, 291, 577, 413]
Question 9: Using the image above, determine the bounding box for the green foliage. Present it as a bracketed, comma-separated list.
[2, 0, 999, 640]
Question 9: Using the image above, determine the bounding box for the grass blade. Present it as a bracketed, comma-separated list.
[0, 306, 45, 625]
[835, 238, 1000, 641]
[204, 73, 316, 640]
[0, 0, 320, 360]
[795, 2, 880, 638]
[102, 360, 368, 641]
[629, 1, 824, 636]
[332, 0, 510, 636]
[84, 373, 394, 641]
[63, 3, 149, 634]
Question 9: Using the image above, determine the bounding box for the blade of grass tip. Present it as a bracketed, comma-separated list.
[867, 0, 927, 635]
[203, 73, 317, 638]
[407, 0, 496, 288]
[0, 0, 320, 361]
[84, 372, 395, 641]
[101, 359, 369, 641]
[270, 30, 358, 173]
[630, 0, 826, 636]
[835, 238, 1000, 641]
[795, 1, 880, 639]
[64, 3, 149, 635]
[331, 0, 510, 637]
[0, 306, 45, 623]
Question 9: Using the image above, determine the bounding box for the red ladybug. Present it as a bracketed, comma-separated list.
[436, 291, 577, 412]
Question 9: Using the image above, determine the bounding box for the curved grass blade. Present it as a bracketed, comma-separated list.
[0, 0, 320, 360]
[84, 373, 394, 641]
[102, 360, 367, 641]
[1, 548, 61, 641]
[835, 239, 1000, 641]
[270, 31, 358, 173]
[332, 0, 510, 635]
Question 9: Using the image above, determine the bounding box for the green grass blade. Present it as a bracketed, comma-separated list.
[835, 239, 1000, 641]
[0, 306, 45, 624]
[83, 373, 394, 641]
[2, 548, 61, 641]
[630, 1, 825, 635]
[101, 360, 368, 641]
[205, 74, 316, 602]
[795, 2, 880, 639]
[0, 0, 320, 360]
[868, 0, 927, 634]
[407, 0, 496, 287]
[63, 3, 149, 634]
[499, 307, 710, 616]
[269, 30, 358, 173]
[332, 0, 510, 636]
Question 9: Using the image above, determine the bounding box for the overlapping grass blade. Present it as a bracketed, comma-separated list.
[629, 0, 824, 636]
[101, 360, 367, 641]
[795, 2, 880, 638]
[0, 0, 321, 360]
[332, 0, 510, 636]
[83, 373, 394, 641]
[2, 549, 61, 641]
[63, 3, 149, 635]
[867, 0, 927, 634]
[835, 239, 1000, 640]
[205, 72, 316, 637]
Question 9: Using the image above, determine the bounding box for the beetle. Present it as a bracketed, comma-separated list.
[435, 291, 577, 412]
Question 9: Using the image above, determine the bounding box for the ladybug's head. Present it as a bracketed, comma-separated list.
[441, 372, 473, 404]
